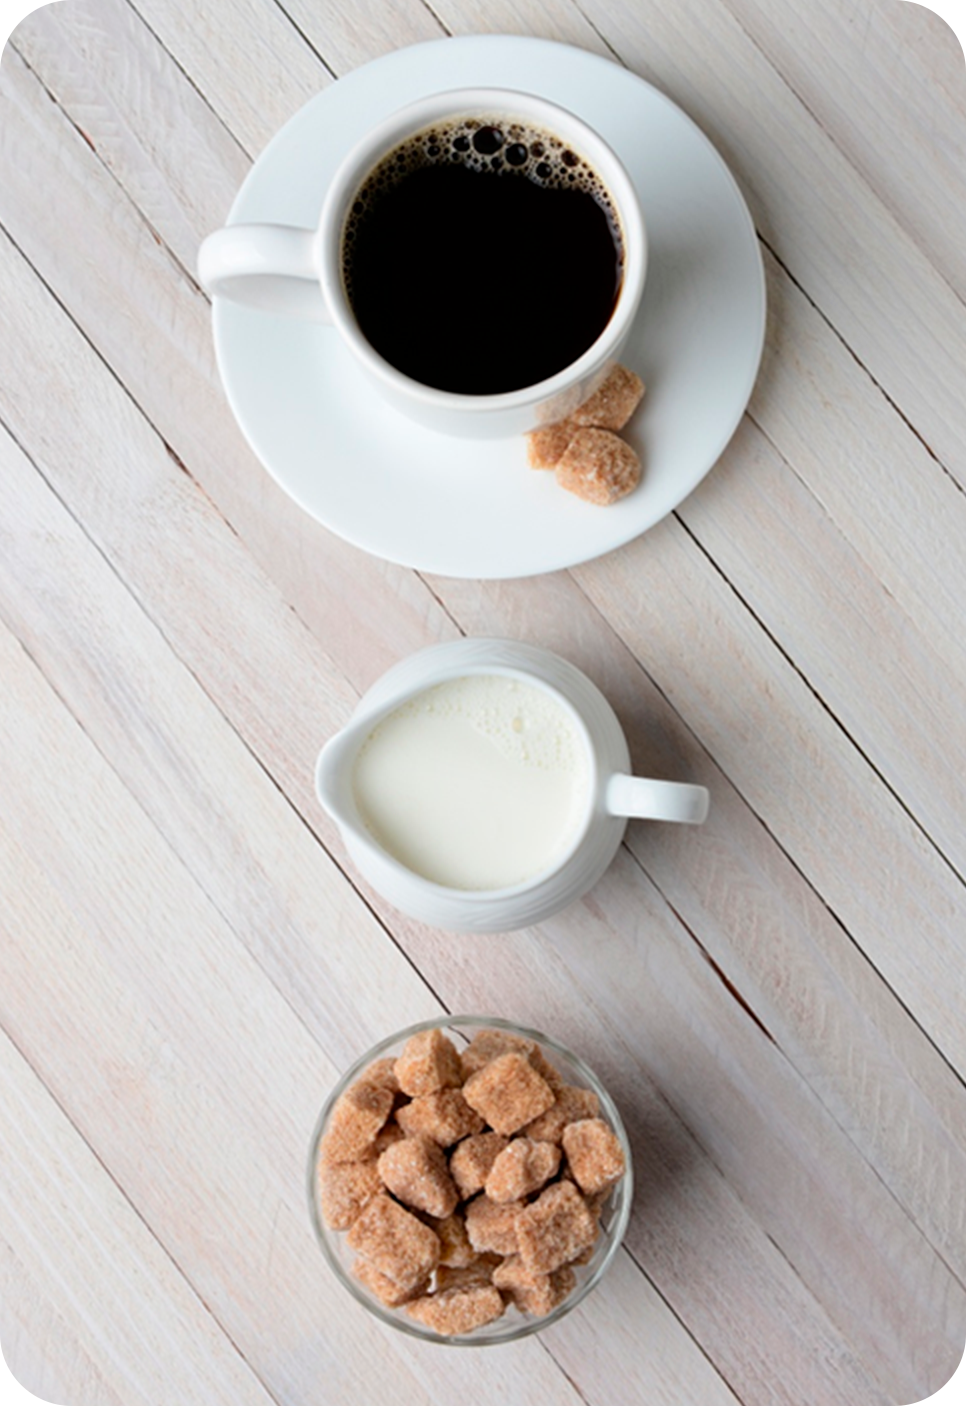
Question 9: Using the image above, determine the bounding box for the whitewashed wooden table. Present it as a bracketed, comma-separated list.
[1, 1, 965, 1402]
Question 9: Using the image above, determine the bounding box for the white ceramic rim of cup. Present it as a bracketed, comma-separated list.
[316, 87, 648, 412]
[306, 1014, 635, 1346]
[343, 663, 600, 899]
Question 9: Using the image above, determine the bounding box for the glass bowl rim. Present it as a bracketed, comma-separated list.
[306, 1013, 634, 1346]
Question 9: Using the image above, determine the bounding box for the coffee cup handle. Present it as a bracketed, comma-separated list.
[197, 223, 332, 321]
[605, 774, 709, 825]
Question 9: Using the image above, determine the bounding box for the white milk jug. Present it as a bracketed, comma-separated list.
[316, 638, 708, 932]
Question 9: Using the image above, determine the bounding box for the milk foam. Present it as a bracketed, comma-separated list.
[352, 675, 591, 891]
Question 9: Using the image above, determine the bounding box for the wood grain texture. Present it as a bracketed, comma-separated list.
[0, 1024, 280, 1406]
[721, 0, 966, 300]
[513, 0, 966, 483]
[573, 514, 966, 1076]
[1, 0, 964, 1402]
[1, 5, 453, 685]
[0, 621, 600, 1406]
[0, 242, 913, 1404]
[437, 569, 966, 1281]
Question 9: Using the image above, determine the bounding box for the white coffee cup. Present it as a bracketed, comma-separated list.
[198, 88, 647, 439]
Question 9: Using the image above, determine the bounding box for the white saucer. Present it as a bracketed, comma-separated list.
[213, 36, 765, 579]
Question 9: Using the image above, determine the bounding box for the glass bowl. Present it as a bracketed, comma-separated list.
[307, 1014, 633, 1345]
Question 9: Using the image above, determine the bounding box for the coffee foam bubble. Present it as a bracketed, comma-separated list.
[342, 115, 623, 292]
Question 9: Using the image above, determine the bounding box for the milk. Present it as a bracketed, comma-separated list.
[352, 674, 591, 890]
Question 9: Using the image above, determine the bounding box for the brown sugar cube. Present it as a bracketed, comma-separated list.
[562, 1118, 626, 1196]
[346, 1192, 441, 1290]
[560, 1162, 614, 1216]
[555, 429, 642, 506]
[492, 1256, 577, 1316]
[435, 1255, 501, 1291]
[395, 1088, 485, 1146]
[523, 1084, 601, 1144]
[584, 1187, 612, 1219]
[485, 1138, 561, 1204]
[464, 1194, 524, 1256]
[393, 1028, 463, 1096]
[377, 1136, 459, 1219]
[527, 1045, 565, 1094]
[405, 1284, 505, 1336]
[571, 364, 645, 431]
[459, 1028, 535, 1080]
[462, 1052, 555, 1136]
[318, 1078, 395, 1165]
[317, 1159, 383, 1231]
[427, 1211, 477, 1267]
[449, 1131, 509, 1198]
[352, 1258, 429, 1308]
[516, 1181, 598, 1275]
[371, 1119, 407, 1158]
[360, 1057, 400, 1094]
[525, 418, 576, 469]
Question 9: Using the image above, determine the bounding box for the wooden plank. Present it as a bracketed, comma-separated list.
[7, 0, 966, 1181]
[0, 1242, 129, 1406]
[394, 0, 615, 55]
[0, 20, 456, 693]
[1, 5, 966, 1400]
[537, 847, 965, 1398]
[7, 30, 966, 1265]
[0, 1027, 280, 1406]
[0, 622, 596, 1406]
[0, 253, 894, 1406]
[392, 827, 966, 1404]
[0, 422, 439, 1068]
[747, 245, 966, 677]
[0, 265, 913, 1402]
[572, 511, 966, 1079]
[3, 0, 962, 725]
[425, 0, 966, 490]
[365, 573, 966, 1406]
[0, 771, 888, 1406]
[11, 0, 251, 276]
[3, 71, 961, 1400]
[434, 569, 966, 1284]
[716, 0, 966, 301]
[678, 408, 966, 885]
[14, 0, 966, 735]
[273, 0, 444, 76]
[122, 0, 525, 157]
[123, 0, 333, 155]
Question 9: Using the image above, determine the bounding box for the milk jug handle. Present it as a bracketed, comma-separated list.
[605, 773, 709, 825]
[197, 223, 331, 321]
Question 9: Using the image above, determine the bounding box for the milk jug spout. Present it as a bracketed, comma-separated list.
[315, 724, 367, 834]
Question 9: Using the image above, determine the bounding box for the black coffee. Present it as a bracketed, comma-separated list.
[342, 116, 623, 396]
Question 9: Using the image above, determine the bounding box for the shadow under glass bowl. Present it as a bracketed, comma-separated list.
[307, 1014, 634, 1345]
